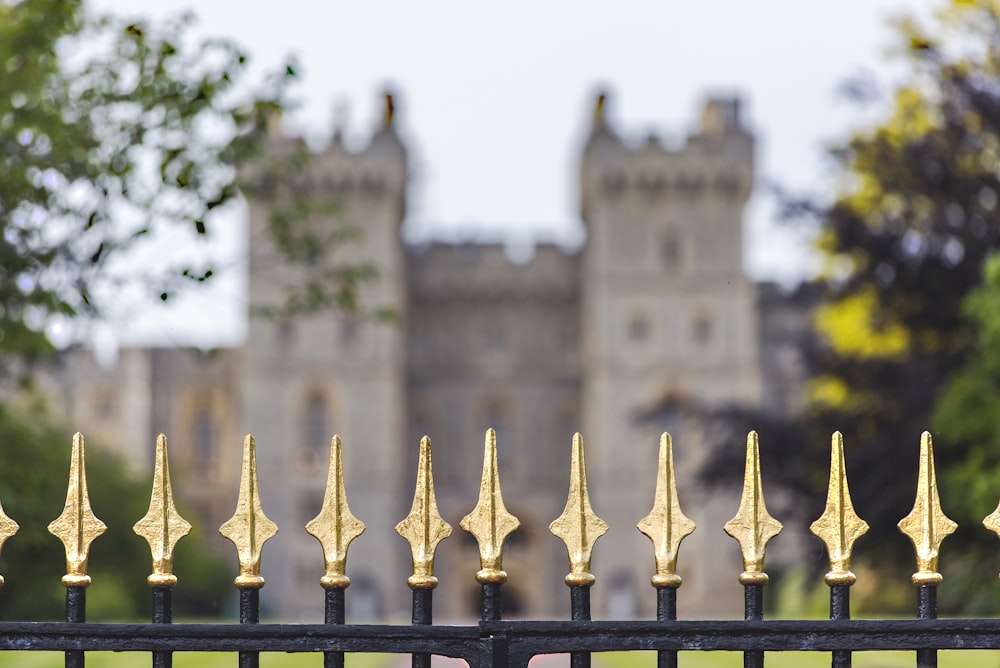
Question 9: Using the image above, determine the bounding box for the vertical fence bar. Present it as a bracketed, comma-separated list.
[305, 435, 366, 668]
[219, 436, 278, 668]
[239, 587, 261, 668]
[133, 434, 190, 668]
[48, 434, 106, 668]
[411, 588, 434, 668]
[570, 584, 592, 668]
[897, 433, 955, 668]
[656, 586, 678, 668]
[830, 584, 851, 668]
[461, 430, 519, 623]
[743, 583, 764, 668]
[724, 433, 781, 668]
[396, 436, 451, 668]
[151, 587, 173, 668]
[637, 434, 694, 668]
[325, 587, 346, 668]
[481, 582, 503, 622]
[550, 433, 607, 668]
[64, 586, 86, 668]
[809, 432, 868, 668]
[916, 586, 937, 668]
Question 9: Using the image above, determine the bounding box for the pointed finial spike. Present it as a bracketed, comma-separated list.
[723, 431, 783, 585]
[981, 492, 1000, 580]
[809, 432, 869, 586]
[306, 435, 365, 589]
[460, 429, 520, 584]
[220, 434, 278, 589]
[48, 433, 107, 587]
[898, 431, 957, 586]
[0, 490, 18, 587]
[396, 436, 452, 589]
[549, 432, 608, 587]
[637, 432, 695, 589]
[133, 434, 192, 588]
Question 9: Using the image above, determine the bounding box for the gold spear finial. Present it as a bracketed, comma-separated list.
[0, 497, 19, 587]
[396, 436, 452, 590]
[305, 435, 366, 590]
[219, 434, 278, 589]
[981, 494, 1000, 579]
[48, 433, 107, 587]
[133, 434, 192, 588]
[809, 432, 869, 586]
[549, 433, 608, 587]
[637, 432, 695, 589]
[723, 431, 783, 585]
[460, 428, 520, 584]
[898, 431, 956, 586]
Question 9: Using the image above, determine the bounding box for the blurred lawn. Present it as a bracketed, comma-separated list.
[1, 650, 999, 667]
[596, 650, 1000, 668]
[0, 652, 395, 667]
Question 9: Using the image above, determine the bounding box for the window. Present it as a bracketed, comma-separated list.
[629, 314, 651, 342]
[192, 408, 216, 480]
[693, 314, 714, 343]
[338, 318, 360, 347]
[303, 393, 328, 466]
[95, 391, 116, 421]
[661, 231, 681, 269]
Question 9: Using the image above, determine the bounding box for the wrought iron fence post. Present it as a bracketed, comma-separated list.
[65, 586, 86, 668]
[637, 433, 694, 668]
[396, 435, 451, 668]
[655, 587, 678, 668]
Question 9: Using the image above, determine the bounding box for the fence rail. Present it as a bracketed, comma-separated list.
[0, 427, 992, 668]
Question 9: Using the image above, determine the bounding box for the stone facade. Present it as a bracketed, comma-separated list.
[54, 94, 808, 622]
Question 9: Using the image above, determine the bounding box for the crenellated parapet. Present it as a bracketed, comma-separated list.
[580, 93, 754, 221]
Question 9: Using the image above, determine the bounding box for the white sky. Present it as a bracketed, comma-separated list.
[78, 0, 937, 351]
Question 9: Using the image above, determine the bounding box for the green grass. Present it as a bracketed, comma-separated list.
[596, 649, 1000, 668]
[2, 651, 1000, 668]
[0, 652, 396, 667]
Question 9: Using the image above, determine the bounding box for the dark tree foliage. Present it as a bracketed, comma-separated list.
[702, 1, 1000, 613]
[0, 396, 230, 620]
[0, 0, 375, 619]
[1, 0, 378, 379]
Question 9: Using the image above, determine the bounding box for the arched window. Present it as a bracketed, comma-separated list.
[303, 393, 328, 466]
[192, 408, 216, 480]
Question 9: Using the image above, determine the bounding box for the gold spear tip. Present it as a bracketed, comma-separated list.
[396, 435, 452, 589]
[48, 432, 107, 588]
[220, 434, 278, 590]
[897, 431, 956, 587]
[0, 496, 18, 587]
[306, 435, 366, 590]
[723, 430, 782, 586]
[133, 434, 191, 588]
[809, 431, 868, 587]
[637, 431, 695, 589]
[549, 432, 608, 587]
[460, 428, 520, 584]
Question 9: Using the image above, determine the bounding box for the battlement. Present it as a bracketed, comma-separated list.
[246, 92, 407, 203]
[407, 242, 580, 302]
[580, 95, 754, 212]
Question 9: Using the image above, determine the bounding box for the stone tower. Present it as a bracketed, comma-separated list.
[241, 97, 408, 620]
[579, 94, 761, 617]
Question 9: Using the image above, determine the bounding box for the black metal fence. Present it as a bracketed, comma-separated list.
[0, 429, 995, 668]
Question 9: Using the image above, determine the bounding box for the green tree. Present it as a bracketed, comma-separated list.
[1, 0, 374, 376]
[0, 395, 230, 620]
[0, 0, 374, 618]
[705, 0, 1000, 613]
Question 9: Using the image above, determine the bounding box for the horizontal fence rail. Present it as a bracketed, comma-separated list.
[0, 427, 993, 668]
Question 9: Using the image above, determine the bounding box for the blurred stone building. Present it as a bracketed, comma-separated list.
[53, 94, 809, 621]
